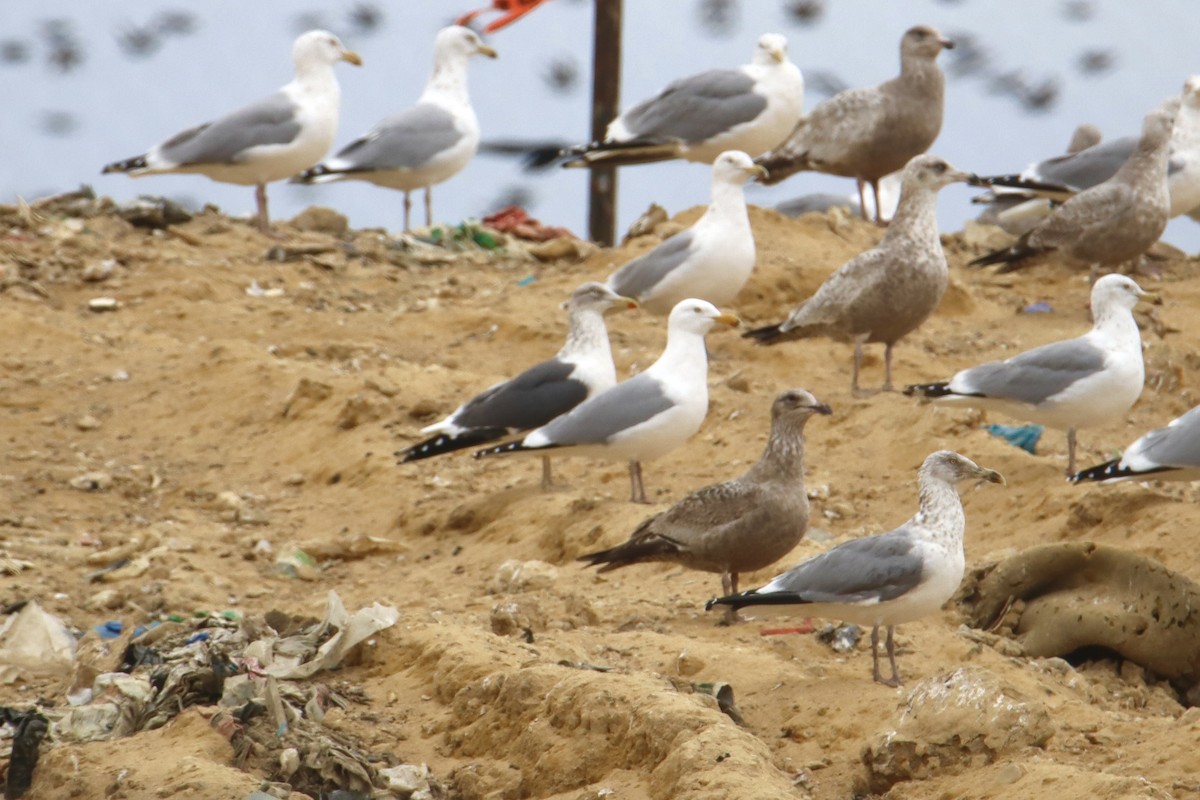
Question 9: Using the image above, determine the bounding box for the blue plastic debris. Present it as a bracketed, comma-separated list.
[985, 423, 1043, 454]
[186, 631, 211, 645]
[95, 620, 124, 640]
[1022, 302, 1053, 314]
[516, 275, 537, 287]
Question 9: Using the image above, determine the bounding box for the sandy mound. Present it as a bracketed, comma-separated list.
[2, 194, 1200, 799]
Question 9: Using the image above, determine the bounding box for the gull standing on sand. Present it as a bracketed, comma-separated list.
[606, 151, 764, 315]
[559, 33, 803, 168]
[744, 155, 974, 395]
[578, 389, 831, 624]
[292, 26, 496, 231]
[101, 30, 362, 234]
[708, 451, 1004, 686]
[756, 25, 953, 223]
[475, 299, 739, 503]
[1073, 403, 1200, 484]
[969, 103, 1175, 275]
[975, 77, 1200, 231]
[397, 283, 635, 489]
[905, 275, 1158, 476]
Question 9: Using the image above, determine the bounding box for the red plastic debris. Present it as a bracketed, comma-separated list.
[483, 206, 576, 242]
[457, 0, 551, 33]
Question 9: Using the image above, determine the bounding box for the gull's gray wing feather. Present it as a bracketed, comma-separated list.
[607, 231, 697, 300]
[620, 69, 767, 144]
[536, 373, 674, 446]
[453, 358, 587, 432]
[331, 103, 463, 171]
[159, 91, 300, 166]
[954, 338, 1106, 405]
[759, 528, 924, 604]
[1124, 405, 1200, 469]
[1028, 136, 1136, 190]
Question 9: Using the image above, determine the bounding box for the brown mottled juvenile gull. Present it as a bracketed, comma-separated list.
[905, 275, 1158, 476]
[578, 388, 831, 624]
[744, 154, 973, 395]
[292, 26, 497, 231]
[397, 282, 635, 489]
[756, 25, 953, 223]
[101, 30, 362, 234]
[606, 151, 765, 315]
[969, 102, 1175, 275]
[708, 451, 1004, 686]
[1073, 403, 1200, 484]
[560, 33, 804, 168]
[475, 299, 739, 504]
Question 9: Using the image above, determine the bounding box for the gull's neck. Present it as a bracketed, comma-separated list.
[422, 52, 472, 106]
[1117, 123, 1173, 193]
[702, 175, 751, 229]
[911, 471, 966, 549]
[291, 59, 339, 97]
[649, 326, 710, 389]
[744, 415, 809, 485]
[559, 306, 613, 362]
[898, 52, 945, 97]
[1174, 100, 1200, 150]
[1090, 301, 1141, 348]
[883, 183, 941, 250]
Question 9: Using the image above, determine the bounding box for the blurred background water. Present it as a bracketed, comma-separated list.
[2, 0, 1198, 248]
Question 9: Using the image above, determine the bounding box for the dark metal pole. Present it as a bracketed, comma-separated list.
[588, 0, 622, 246]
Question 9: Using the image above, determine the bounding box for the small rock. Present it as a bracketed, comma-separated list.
[676, 651, 706, 677]
[490, 559, 558, 594]
[994, 763, 1025, 786]
[216, 491, 246, 511]
[81, 259, 116, 282]
[75, 414, 101, 431]
[69, 471, 113, 492]
[335, 394, 384, 430]
[278, 747, 300, 779]
[290, 206, 349, 237]
[490, 600, 545, 638]
[87, 297, 120, 313]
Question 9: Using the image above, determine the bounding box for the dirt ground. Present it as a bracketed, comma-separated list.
[3, 193, 1200, 800]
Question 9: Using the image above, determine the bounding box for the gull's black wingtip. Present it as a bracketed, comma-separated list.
[742, 323, 783, 345]
[1070, 459, 1130, 484]
[902, 381, 952, 399]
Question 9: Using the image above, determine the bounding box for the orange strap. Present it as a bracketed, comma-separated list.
[457, 0, 551, 33]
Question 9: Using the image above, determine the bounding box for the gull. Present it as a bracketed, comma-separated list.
[708, 451, 1004, 686]
[559, 33, 803, 168]
[475, 299, 739, 503]
[904, 275, 1158, 475]
[102, 30, 362, 234]
[756, 25, 953, 223]
[969, 102, 1175, 275]
[292, 26, 495, 231]
[1072, 404, 1200, 484]
[578, 388, 831, 624]
[973, 123, 1102, 236]
[975, 77, 1200, 231]
[397, 282, 635, 489]
[744, 154, 973, 395]
[606, 151, 764, 315]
